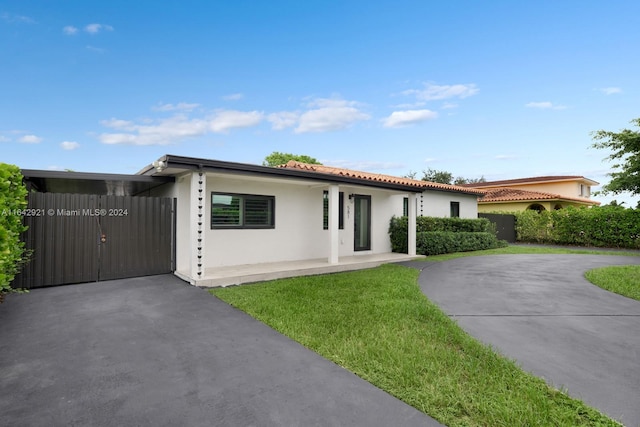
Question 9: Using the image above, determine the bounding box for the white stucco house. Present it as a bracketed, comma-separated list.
[136, 155, 482, 286]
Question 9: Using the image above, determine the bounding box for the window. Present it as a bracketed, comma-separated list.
[323, 191, 344, 229]
[211, 192, 275, 229]
[403, 197, 409, 217]
[450, 201, 460, 218]
[580, 184, 590, 197]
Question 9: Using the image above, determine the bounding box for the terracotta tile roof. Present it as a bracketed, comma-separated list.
[479, 187, 600, 205]
[463, 175, 599, 187]
[278, 161, 484, 195]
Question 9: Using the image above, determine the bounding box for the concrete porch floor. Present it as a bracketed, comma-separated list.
[182, 253, 423, 287]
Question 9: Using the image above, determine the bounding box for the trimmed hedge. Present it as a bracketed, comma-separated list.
[417, 231, 503, 256]
[0, 163, 29, 302]
[389, 216, 505, 255]
[515, 206, 640, 249]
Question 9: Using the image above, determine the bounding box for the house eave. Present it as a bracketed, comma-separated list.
[139, 154, 423, 193]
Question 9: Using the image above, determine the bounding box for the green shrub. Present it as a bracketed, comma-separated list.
[0, 163, 29, 302]
[417, 231, 505, 255]
[515, 206, 640, 249]
[389, 216, 505, 255]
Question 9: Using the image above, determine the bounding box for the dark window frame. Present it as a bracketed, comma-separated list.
[211, 192, 275, 229]
[450, 201, 460, 218]
[323, 191, 344, 230]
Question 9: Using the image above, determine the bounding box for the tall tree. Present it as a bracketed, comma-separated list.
[592, 118, 640, 195]
[262, 152, 322, 167]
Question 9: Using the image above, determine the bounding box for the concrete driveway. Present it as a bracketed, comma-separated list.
[415, 254, 640, 426]
[0, 274, 441, 427]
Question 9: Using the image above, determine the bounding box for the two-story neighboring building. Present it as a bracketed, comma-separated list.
[463, 176, 600, 212]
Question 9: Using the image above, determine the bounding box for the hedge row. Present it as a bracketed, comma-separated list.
[0, 163, 29, 302]
[515, 206, 640, 249]
[417, 231, 504, 256]
[389, 216, 504, 255]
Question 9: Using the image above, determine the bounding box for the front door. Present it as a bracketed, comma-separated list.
[354, 195, 371, 251]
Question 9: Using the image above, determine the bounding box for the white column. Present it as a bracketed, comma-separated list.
[328, 184, 339, 264]
[408, 193, 417, 256]
[190, 171, 206, 284]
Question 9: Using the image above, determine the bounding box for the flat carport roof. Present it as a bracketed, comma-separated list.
[21, 169, 174, 196]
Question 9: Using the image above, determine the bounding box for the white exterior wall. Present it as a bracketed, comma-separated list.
[420, 190, 478, 218]
[206, 175, 328, 267]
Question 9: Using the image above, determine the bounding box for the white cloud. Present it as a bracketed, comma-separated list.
[495, 154, 518, 160]
[85, 23, 113, 34]
[19, 134, 42, 144]
[100, 118, 136, 130]
[268, 111, 299, 130]
[210, 110, 264, 133]
[525, 101, 567, 110]
[86, 45, 105, 53]
[63, 25, 78, 35]
[403, 83, 479, 101]
[441, 102, 459, 109]
[153, 102, 200, 112]
[599, 87, 622, 95]
[295, 98, 370, 133]
[0, 135, 10, 142]
[1, 13, 35, 24]
[382, 109, 438, 128]
[99, 109, 264, 145]
[222, 93, 244, 101]
[60, 141, 80, 150]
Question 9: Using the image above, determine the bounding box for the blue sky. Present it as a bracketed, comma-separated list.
[2, 1, 639, 205]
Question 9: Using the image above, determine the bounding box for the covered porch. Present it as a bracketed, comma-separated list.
[178, 252, 423, 287]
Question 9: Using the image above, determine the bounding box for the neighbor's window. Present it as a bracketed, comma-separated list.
[450, 201, 460, 218]
[323, 191, 344, 229]
[212, 192, 275, 229]
[403, 197, 409, 216]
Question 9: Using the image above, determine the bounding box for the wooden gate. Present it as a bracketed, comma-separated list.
[12, 193, 175, 289]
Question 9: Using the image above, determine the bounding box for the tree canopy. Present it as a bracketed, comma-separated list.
[414, 168, 486, 185]
[262, 152, 322, 167]
[592, 118, 640, 196]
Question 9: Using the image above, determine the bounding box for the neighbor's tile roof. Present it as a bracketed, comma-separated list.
[463, 175, 599, 188]
[278, 161, 484, 195]
[479, 187, 600, 205]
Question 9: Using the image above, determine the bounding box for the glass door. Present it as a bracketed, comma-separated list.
[354, 195, 371, 251]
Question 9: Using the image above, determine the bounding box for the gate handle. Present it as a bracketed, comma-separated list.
[101, 234, 107, 243]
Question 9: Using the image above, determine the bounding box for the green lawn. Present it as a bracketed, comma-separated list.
[210, 246, 627, 426]
[585, 265, 640, 301]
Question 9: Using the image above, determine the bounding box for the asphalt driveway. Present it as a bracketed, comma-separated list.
[415, 254, 640, 426]
[0, 274, 441, 427]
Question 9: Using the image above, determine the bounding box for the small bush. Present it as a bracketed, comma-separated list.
[389, 216, 505, 255]
[0, 163, 29, 302]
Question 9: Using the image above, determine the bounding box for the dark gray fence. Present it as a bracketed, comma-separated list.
[479, 213, 516, 243]
[12, 193, 175, 289]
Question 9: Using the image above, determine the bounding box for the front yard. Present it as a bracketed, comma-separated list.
[210, 246, 629, 426]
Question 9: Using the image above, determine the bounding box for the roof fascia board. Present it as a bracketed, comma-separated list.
[21, 169, 174, 184]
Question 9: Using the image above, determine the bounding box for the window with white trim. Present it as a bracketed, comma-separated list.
[211, 192, 275, 229]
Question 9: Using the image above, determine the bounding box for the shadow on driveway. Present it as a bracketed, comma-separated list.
[0, 274, 442, 427]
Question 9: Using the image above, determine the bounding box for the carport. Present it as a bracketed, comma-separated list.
[12, 170, 176, 288]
